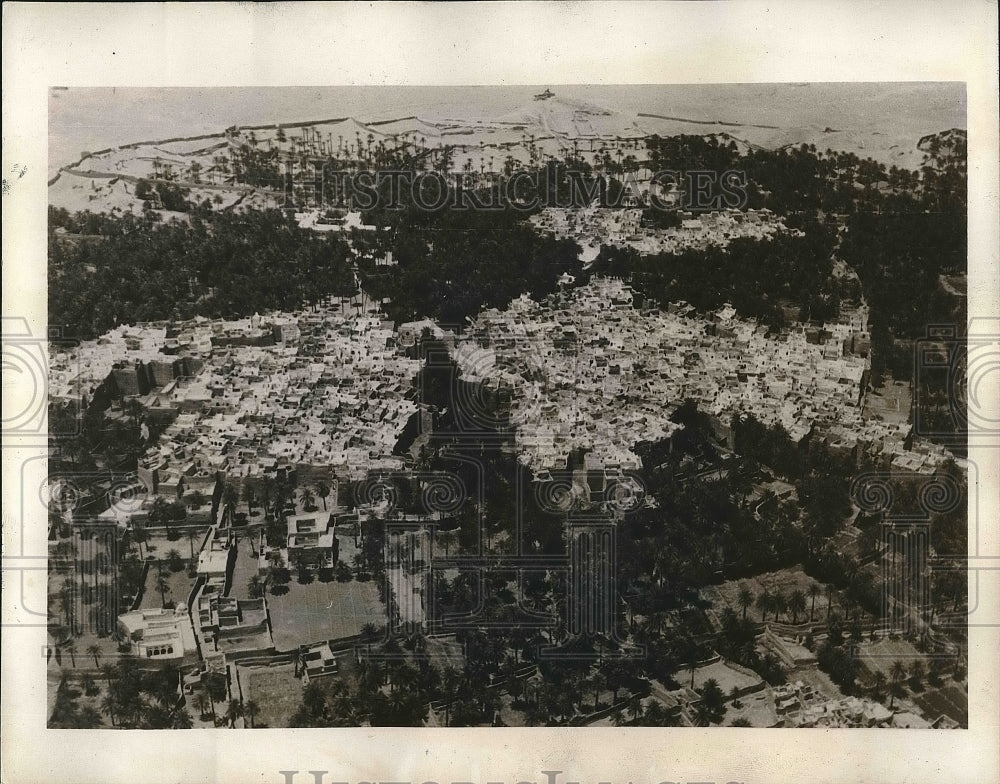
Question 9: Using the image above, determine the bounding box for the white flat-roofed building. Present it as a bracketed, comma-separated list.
[286, 511, 337, 567]
[300, 642, 339, 682]
[117, 605, 196, 660]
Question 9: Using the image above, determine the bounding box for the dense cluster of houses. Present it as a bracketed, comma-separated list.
[53, 296, 423, 516]
[51, 268, 955, 515]
[530, 207, 783, 255]
[455, 277, 952, 477]
[770, 679, 958, 728]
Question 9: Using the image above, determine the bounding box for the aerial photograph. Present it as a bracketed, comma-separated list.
[44, 83, 969, 729]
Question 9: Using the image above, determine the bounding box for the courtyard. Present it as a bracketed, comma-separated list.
[266, 577, 386, 651]
[237, 663, 303, 728]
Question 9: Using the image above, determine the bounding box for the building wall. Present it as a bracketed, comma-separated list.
[111, 365, 142, 396]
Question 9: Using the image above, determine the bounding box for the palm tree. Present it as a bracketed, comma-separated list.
[65, 640, 77, 667]
[205, 672, 227, 717]
[149, 494, 170, 528]
[695, 678, 726, 726]
[87, 644, 101, 668]
[222, 483, 239, 524]
[206, 683, 226, 724]
[439, 530, 456, 557]
[298, 487, 316, 512]
[522, 694, 544, 727]
[871, 671, 888, 701]
[737, 585, 754, 621]
[439, 665, 461, 727]
[315, 481, 331, 511]
[71, 704, 104, 729]
[590, 672, 606, 711]
[360, 622, 379, 656]
[225, 699, 244, 728]
[245, 699, 260, 728]
[808, 581, 821, 621]
[155, 564, 170, 607]
[755, 590, 773, 623]
[260, 477, 276, 519]
[682, 636, 700, 689]
[772, 592, 788, 623]
[132, 524, 148, 559]
[788, 590, 807, 625]
[186, 529, 200, 559]
[242, 478, 260, 516]
[889, 660, 907, 708]
[171, 707, 194, 729]
[101, 691, 118, 727]
[58, 580, 75, 630]
[506, 670, 525, 704]
[359, 659, 384, 694]
[247, 574, 264, 599]
[166, 548, 184, 572]
[843, 593, 857, 623]
[81, 673, 98, 696]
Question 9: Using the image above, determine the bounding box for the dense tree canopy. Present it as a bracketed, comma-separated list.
[589, 225, 840, 329]
[359, 204, 582, 326]
[49, 208, 356, 340]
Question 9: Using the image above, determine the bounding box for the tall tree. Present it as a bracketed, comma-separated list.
[225, 699, 244, 728]
[245, 699, 260, 728]
[315, 481, 331, 511]
[242, 478, 260, 516]
[772, 591, 788, 622]
[808, 581, 821, 622]
[247, 574, 264, 599]
[132, 524, 148, 559]
[223, 483, 239, 524]
[155, 563, 170, 607]
[204, 672, 227, 720]
[298, 487, 316, 512]
[166, 548, 184, 572]
[682, 636, 701, 689]
[788, 590, 807, 625]
[737, 585, 754, 621]
[889, 660, 907, 709]
[695, 678, 726, 726]
[755, 590, 773, 623]
[100, 691, 118, 727]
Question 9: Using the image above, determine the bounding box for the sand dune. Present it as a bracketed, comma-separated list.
[49, 90, 957, 213]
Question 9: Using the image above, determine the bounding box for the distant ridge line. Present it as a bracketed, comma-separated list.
[54, 132, 229, 183]
[238, 117, 350, 132]
[366, 115, 419, 127]
[638, 112, 780, 130]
